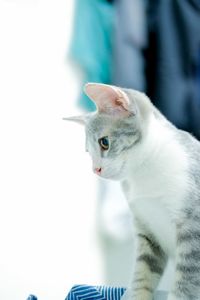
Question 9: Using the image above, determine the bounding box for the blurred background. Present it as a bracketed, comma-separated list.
[0, 0, 200, 299]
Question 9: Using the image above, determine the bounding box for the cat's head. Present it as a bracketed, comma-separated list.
[65, 83, 152, 181]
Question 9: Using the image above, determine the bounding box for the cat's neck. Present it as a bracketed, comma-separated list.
[126, 113, 188, 179]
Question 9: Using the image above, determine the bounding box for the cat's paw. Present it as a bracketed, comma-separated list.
[166, 294, 179, 300]
[154, 291, 168, 300]
[122, 288, 164, 300]
[121, 289, 133, 300]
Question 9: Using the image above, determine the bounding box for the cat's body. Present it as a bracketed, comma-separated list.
[122, 115, 190, 259]
[66, 83, 200, 300]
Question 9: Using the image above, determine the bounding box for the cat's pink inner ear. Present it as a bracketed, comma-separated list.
[84, 83, 130, 114]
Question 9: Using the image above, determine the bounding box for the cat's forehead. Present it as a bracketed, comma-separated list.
[86, 112, 138, 139]
[86, 113, 114, 136]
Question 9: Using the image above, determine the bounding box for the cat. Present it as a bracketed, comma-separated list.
[65, 83, 200, 300]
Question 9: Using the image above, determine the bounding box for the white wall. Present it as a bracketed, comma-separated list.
[0, 1, 103, 299]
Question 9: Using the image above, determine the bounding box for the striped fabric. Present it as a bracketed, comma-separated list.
[26, 295, 37, 300]
[26, 285, 168, 299]
[65, 285, 126, 300]
[65, 285, 168, 300]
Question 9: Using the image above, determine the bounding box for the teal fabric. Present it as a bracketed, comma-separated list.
[70, 0, 114, 111]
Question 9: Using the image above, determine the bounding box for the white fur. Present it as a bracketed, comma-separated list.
[123, 114, 189, 258]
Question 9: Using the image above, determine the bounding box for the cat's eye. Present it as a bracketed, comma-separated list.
[98, 136, 109, 151]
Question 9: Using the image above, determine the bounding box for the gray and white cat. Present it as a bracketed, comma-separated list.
[65, 83, 200, 300]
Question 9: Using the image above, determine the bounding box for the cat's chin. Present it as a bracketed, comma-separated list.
[100, 175, 122, 181]
[99, 171, 126, 181]
[98, 164, 127, 181]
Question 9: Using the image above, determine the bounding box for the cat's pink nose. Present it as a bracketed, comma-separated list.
[94, 167, 102, 175]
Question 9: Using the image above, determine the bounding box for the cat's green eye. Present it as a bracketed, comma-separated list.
[99, 136, 109, 151]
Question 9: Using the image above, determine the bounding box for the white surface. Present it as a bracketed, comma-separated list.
[0, 0, 103, 299]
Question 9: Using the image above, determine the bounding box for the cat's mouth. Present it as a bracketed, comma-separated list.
[94, 167, 102, 175]
[93, 165, 125, 181]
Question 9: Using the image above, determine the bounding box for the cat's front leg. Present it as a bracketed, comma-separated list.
[168, 221, 200, 300]
[123, 228, 167, 300]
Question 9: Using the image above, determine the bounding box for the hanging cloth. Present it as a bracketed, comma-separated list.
[69, 0, 114, 111]
[112, 0, 147, 91]
[146, 0, 200, 138]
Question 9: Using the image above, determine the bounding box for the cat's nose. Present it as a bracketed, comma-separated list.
[94, 167, 102, 175]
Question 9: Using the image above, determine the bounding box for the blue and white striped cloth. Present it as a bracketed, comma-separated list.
[26, 285, 168, 300]
[65, 285, 168, 300]
[65, 285, 126, 300]
[26, 296, 37, 300]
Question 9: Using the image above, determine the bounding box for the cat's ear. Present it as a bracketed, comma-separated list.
[84, 83, 135, 116]
[63, 115, 86, 126]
